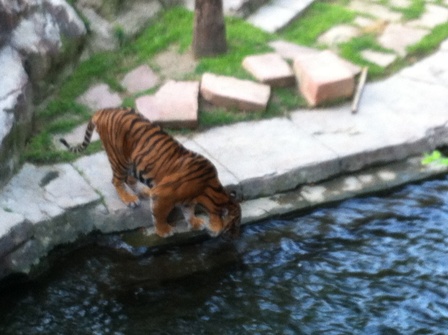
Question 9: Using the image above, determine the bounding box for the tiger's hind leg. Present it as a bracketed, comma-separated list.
[181, 204, 205, 231]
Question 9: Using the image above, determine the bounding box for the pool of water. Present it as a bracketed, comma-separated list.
[1, 177, 448, 334]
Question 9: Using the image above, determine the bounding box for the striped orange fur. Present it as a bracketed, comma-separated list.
[60, 108, 241, 238]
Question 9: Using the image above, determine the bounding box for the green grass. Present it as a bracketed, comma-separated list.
[280, 2, 356, 46]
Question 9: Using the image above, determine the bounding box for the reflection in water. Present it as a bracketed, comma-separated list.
[1, 177, 448, 334]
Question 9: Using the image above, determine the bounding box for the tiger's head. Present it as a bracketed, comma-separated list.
[220, 191, 242, 239]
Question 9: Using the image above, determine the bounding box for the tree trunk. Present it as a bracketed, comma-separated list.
[192, 0, 227, 58]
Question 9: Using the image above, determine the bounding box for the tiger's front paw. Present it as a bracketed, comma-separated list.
[125, 195, 141, 208]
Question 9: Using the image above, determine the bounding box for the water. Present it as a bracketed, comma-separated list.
[1, 177, 448, 334]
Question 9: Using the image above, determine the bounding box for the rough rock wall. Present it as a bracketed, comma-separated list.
[0, 0, 86, 187]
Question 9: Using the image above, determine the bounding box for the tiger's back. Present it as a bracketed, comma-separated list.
[61, 107, 241, 238]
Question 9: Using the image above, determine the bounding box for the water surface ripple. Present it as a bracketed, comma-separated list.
[1, 177, 448, 334]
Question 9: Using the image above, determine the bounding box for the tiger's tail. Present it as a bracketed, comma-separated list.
[59, 119, 96, 153]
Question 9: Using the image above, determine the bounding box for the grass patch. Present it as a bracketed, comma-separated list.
[395, 0, 426, 20]
[407, 21, 448, 57]
[279, 2, 356, 46]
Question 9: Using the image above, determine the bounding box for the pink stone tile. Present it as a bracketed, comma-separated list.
[136, 80, 199, 129]
[200, 73, 271, 112]
[242, 53, 295, 87]
[269, 40, 320, 61]
[77, 83, 122, 110]
[121, 64, 160, 94]
[294, 51, 356, 106]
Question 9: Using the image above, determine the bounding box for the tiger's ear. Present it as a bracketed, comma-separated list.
[230, 190, 237, 199]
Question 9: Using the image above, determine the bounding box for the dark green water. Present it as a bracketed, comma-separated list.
[1, 177, 448, 334]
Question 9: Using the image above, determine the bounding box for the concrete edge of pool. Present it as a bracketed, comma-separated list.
[1, 41, 448, 284]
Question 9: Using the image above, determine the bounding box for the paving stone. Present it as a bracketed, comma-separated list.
[268, 40, 319, 60]
[137, 80, 199, 129]
[361, 49, 397, 67]
[247, 5, 297, 33]
[0, 164, 65, 223]
[0, 211, 31, 258]
[290, 102, 430, 172]
[293, 51, 356, 106]
[242, 53, 295, 87]
[441, 38, 448, 51]
[43, 163, 101, 209]
[190, 118, 340, 199]
[398, 51, 448, 86]
[353, 16, 376, 28]
[120, 64, 160, 94]
[73, 152, 127, 213]
[200, 73, 271, 112]
[359, 76, 448, 148]
[378, 23, 429, 56]
[349, 0, 403, 21]
[77, 83, 122, 110]
[409, 4, 448, 29]
[389, 0, 411, 8]
[317, 25, 361, 46]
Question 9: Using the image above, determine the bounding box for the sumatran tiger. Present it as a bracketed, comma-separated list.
[60, 107, 241, 238]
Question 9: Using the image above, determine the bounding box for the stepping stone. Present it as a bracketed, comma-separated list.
[361, 50, 397, 67]
[293, 51, 356, 106]
[77, 83, 122, 110]
[378, 23, 429, 56]
[269, 40, 319, 60]
[349, 0, 403, 22]
[200, 73, 271, 112]
[120, 64, 160, 94]
[242, 53, 295, 87]
[389, 0, 411, 8]
[136, 80, 199, 129]
[246, 0, 315, 33]
[317, 25, 361, 46]
[409, 4, 448, 29]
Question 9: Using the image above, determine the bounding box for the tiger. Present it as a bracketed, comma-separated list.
[60, 107, 241, 238]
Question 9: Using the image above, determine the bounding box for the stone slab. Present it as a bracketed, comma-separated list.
[398, 51, 448, 87]
[137, 80, 199, 129]
[77, 83, 122, 110]
[269, 40, 320, 61]
[359, 76, 448, 149]
[121, 64, 160, 94]
[409, 4, 448, 29]
[290, 102, 430, 172]
[73, 152, 127, 213]
[247, 5, 297, 33]
[293, 51, 356, 106]
[242, 53, 295, 87]
[0, 209, 31, 258]
[378, 23, 429, 57]
[349, 0, 403, 22]
[190, 118, 340, 199]
[43, 163, 101, 209]
[317, 25, 360, 46]
[200, 73, 271, 112]
[361, 50, 397, 67]
[0, 164, 65, 223]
